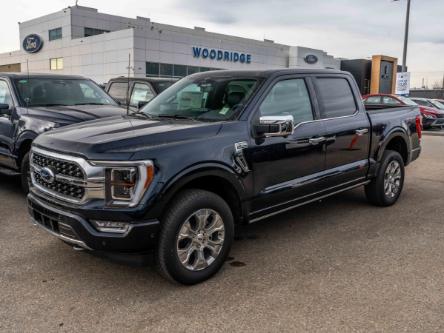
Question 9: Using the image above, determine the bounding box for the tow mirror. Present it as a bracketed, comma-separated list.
[0, 104, 11, 116]
[254, 115, 295, 138]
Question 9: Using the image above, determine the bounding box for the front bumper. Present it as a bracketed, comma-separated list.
[28, 193, 160, 252]
[423, 117, 444, 128]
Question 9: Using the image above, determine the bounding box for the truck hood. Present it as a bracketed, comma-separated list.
[33, 116, 223, 160]
[27, 104, 126, 126]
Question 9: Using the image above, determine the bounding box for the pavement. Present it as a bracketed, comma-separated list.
[1, 136, 444, 333]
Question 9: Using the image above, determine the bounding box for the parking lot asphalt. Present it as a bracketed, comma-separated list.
[1, 136, 444, 333]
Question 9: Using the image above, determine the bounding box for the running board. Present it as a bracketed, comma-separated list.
[0, 166, 20, 176]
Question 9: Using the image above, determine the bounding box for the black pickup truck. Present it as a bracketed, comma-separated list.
[0, 73, 125, 192]
[28, 69, 422, 284]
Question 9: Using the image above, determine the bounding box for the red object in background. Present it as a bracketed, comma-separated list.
[362, 93, 441, 119]
[415, 116, 422, 142]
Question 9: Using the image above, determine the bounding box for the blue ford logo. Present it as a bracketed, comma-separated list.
[304, 54, 318, 65]
[23, 34, 44, 54]
[39, 167, 55, 184]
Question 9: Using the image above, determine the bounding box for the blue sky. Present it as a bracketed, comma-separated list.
[2, 0, 443, 87]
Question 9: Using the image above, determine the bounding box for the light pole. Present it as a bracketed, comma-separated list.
[395, 0, 412, 73]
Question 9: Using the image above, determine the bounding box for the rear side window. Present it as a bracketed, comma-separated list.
[316, 78, 357, 118]
[108, 82, 129, 103]
[382, 96, 401, 105]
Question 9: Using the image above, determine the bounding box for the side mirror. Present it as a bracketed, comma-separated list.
[138, 101, 149, 109]
[255, 115, 295, 138]
[0, 104, 11, 116]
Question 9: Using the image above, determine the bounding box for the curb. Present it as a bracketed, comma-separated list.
[423, 131, 444, 137]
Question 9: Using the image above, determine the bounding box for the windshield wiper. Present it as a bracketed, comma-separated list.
[30, 103, 69, 107]
[128, 111, 154, 119]
[71, 103, 109, 106]
[156, 114, 196, 121]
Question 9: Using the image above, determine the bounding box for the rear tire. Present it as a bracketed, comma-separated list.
[365, 150, 405, 207]
[20, 152, 31, 194]
[156, 189, 234, 285]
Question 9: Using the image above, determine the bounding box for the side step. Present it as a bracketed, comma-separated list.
[0, 166, 20, 176]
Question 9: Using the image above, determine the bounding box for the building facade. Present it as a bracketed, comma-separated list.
[0, 6, 341, 84]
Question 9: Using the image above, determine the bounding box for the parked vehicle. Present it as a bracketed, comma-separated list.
[28, 69, 422, 284]
[428, 99, 444, 111]
[0, 73, 126, 192]
[363, 93, 444, 129]
[410, 97, 444, 110]
[105, 77, 178, 110]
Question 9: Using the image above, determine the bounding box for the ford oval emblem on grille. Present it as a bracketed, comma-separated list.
[40, 167, 55, 184]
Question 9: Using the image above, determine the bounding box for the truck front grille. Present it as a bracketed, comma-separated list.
[34, 172, 85, 200]
[31, 150, 87, 203]
[32, 152, 84, 179]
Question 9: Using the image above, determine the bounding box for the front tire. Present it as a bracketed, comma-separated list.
[156, 189, 234, 285]
[20, 152, 31, 194]
[365, 150, 405, 206]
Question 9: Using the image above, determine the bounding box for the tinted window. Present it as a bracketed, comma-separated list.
[49, 27, 62, 41]
[412, 99, 432, 107]
[160, 63, 173, 77]
[130, 83, 155, 107]
[152, 81, 175, 93]
[0, 81, 12, 105]
[108, 82, 129, 103]
[260, 79, 313, 124]
[316, 78, 356, 118]
[364, 96, 381, 104]
[14, 79, 116, 107]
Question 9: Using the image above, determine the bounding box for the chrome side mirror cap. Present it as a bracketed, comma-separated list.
[255, 115, 295, 138]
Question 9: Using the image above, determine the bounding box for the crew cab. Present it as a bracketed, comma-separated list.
[105, 77, 178, 110]
[0, 73, 125, 192]
[28, 69, 422, 284]
[363, 93, 444, 129]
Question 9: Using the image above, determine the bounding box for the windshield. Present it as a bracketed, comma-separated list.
[14, 78, 117, 107]
[411, 99, 433, 107]
[397, 96, 418, 106]
[140, 76, 261, 121]
[431, 100, 444, 110]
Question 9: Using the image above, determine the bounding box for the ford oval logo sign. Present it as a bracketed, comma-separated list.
[23, 34, 44, 54]
[304, 54, 318, 65]
[39, 167, 55, 184]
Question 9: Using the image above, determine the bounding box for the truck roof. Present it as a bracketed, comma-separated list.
[0, 73, 87, 80]
[188, 68, 346, 79]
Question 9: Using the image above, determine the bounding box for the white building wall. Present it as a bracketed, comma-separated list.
[0, 6, 342, 84]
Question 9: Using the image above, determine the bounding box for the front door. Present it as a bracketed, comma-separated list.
[248, 77, 326, 219]
[0, 80, 15, 168]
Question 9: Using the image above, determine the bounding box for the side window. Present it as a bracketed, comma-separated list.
[130, 83, 155, 107]
[107, 82, 128, 103]
[382, 96, 401, 105]
[0, 81, 12, 106]
[316, 78, 357, 118]
[364, 96, 381, 105]
[259, 79, 314, 124]
[80, 83, 99, 99]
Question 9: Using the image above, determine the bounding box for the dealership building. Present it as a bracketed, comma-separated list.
[0, 6, 341, 84]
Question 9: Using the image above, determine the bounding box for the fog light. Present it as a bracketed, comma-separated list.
[91, 220, 131, 234]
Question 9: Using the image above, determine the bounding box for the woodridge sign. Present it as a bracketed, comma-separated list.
[192, 47, 252, 64]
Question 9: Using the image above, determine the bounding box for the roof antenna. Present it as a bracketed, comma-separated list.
[125, 53, 133, 115]
[75, 0, 79, 6]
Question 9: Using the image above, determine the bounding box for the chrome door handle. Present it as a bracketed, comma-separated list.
[309, 137, 326, 145]
[355, 129, 369, 136]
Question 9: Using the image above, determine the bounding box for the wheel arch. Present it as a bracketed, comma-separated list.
[156, 164, 248, 225]
[376, 130, 410, 166]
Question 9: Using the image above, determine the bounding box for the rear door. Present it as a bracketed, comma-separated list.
[313, 75, 371, 188]
[248, 76, 327, 218]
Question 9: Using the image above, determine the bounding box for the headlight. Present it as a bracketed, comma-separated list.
[91, 161, 154, 207]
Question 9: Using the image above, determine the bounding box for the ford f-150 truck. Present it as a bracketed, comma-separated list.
[27, 69, 422, 284]
[0, 73, 126, 192]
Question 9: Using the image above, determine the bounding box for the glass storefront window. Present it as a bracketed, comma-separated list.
[160, 63, 173, 76]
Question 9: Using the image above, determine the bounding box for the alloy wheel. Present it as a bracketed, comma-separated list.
[176, 209, 225, 271]
[384, 160, 402, 198]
